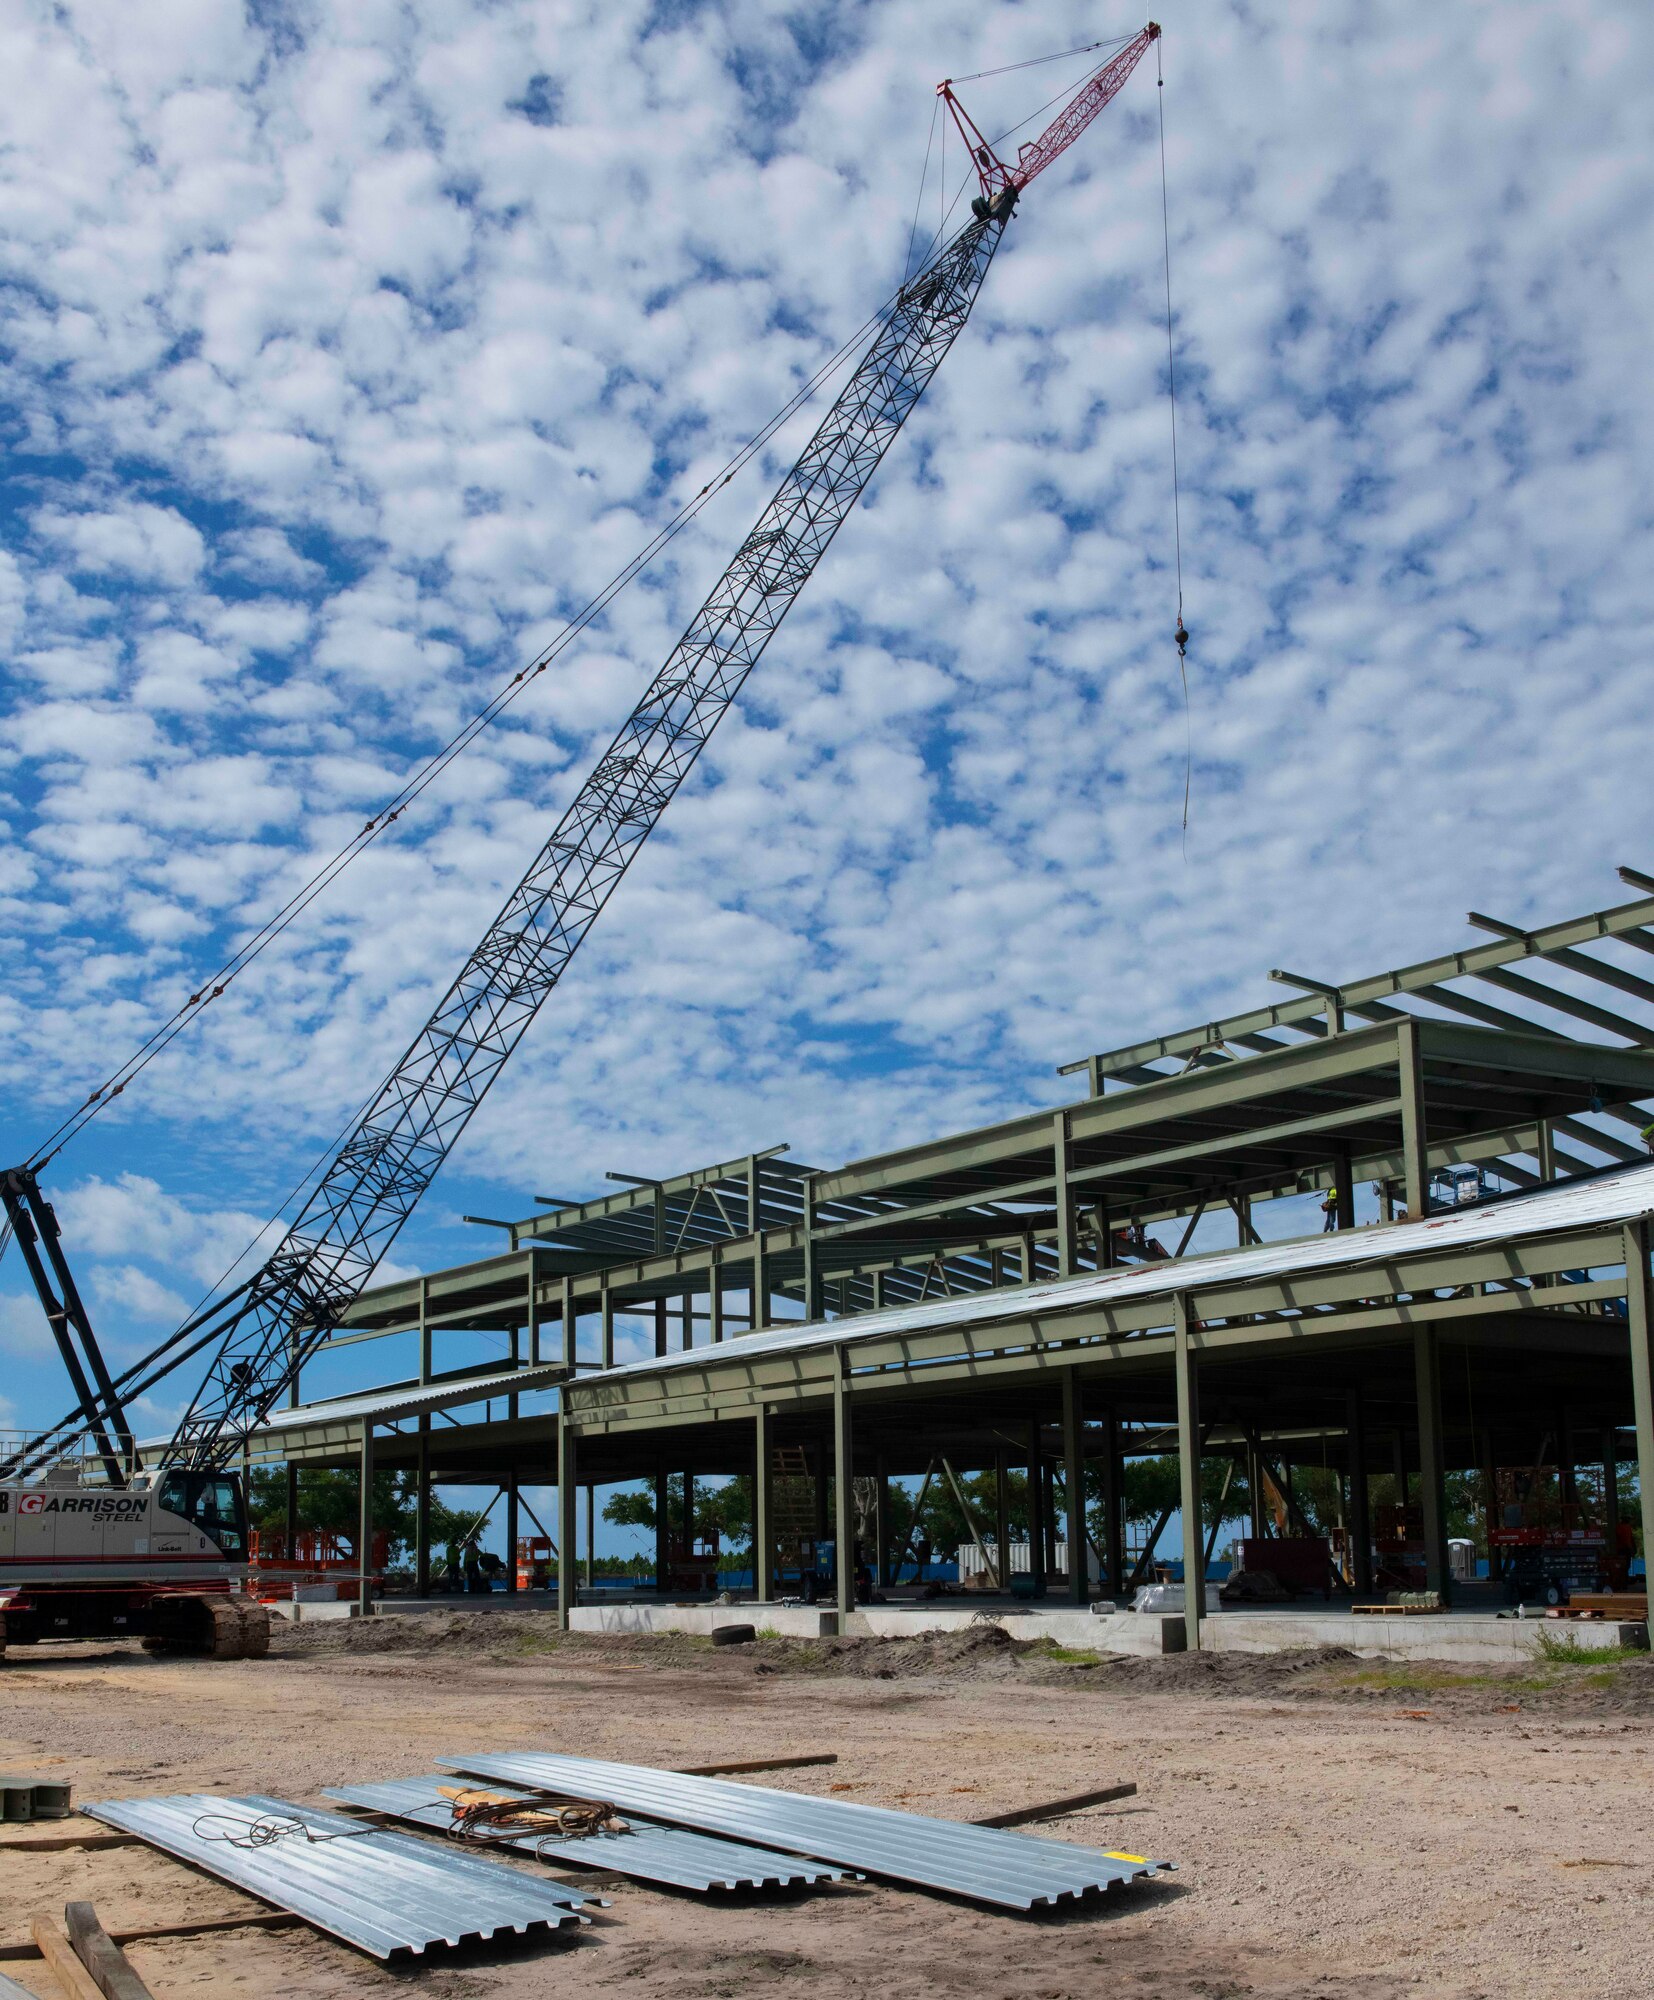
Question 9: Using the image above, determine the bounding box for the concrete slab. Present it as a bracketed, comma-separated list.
[1201, 1613, 1647, 1662]
[568, 1603, 839, 1640]
[267, 1599, 358, 1623]
[848, 1602, 1647, 1663]
[845, 1605, 1174, 1655]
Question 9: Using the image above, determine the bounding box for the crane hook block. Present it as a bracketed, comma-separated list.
[1174, 619, 1189, 657]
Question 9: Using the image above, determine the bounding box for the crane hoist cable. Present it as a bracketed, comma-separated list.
[5, 23, 1167, 1483]
[1157, 33, 1192, 840]
[19, 265, 940, 1177]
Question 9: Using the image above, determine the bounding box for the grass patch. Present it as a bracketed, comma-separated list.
[1331, 1663, 1500, 1692]
[507, 1630, 564, 1656]
[755, 1626, 782, 1641]
[1027, 1638, 1105, 1667]
[1533, 1630, 1649, 1666]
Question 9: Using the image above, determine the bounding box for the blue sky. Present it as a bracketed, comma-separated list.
[3, 0, 1653, 1534]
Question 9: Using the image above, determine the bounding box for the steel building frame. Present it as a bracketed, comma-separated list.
[240, 876, 1654, 1644]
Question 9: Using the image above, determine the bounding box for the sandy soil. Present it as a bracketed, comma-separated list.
[1, 1616, 1650, 1999]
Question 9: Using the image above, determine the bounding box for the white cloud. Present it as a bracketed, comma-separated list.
[34, 505, 207, 588]
[2, 0, 1652, 1437]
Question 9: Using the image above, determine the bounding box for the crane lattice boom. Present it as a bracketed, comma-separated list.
[941, 23, 1159, 211]
[6, 25, 1161, 1483]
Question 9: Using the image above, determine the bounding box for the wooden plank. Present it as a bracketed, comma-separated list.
[105, 1913, 302, 1948]
[0, 1832, 136, 1856]
[674, 1754, 838, 1776]
[0, 1914, 301, 1962]
[1558, 1593, 1648, 1620]
[27, 1918, 103, 2000]
[970, 1782, 1136, 1829]
[64, 1904, 154, 2000]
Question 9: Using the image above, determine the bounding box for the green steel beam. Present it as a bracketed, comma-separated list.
[1061, 891, 1654, 1081]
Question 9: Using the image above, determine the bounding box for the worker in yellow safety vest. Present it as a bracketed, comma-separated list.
[1320, 1186, 1339, 1232]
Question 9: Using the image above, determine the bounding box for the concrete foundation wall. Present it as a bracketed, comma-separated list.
[568, 1603, 838, 1639]
[273, 1592, 1647, 1662]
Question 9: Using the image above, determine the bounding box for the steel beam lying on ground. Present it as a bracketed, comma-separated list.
[82, 1794, 595, 1960]
[439, 1753, 1170, 1912]
[324, 1777, 854, 1894]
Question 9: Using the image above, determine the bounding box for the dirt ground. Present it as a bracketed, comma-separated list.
[2, 1614, 1651, 1998]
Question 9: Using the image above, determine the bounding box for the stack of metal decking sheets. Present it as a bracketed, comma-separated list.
[324, 1775, 853, 1893]
[440, 1753, 1171, 1912]
[82, 1792, 598, 1959]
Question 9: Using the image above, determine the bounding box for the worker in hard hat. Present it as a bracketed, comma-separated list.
[1321, 1186, 1339, 1232]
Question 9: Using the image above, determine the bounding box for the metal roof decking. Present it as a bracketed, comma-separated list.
[439, 1753, 1170, 1911]
[325, 1776, 854, 1893]
[83, 1793, 596, 1959]
[577, 1158, 1654, 1389]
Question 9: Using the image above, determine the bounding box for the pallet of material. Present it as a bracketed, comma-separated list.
[1350, 1603, 1445, 1615]
[1546, 1594, 1648, 1621]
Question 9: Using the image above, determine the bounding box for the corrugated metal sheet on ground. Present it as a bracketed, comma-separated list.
[440, 1752, 1169, 1912]
[82, 1792, 596, 1959]
[325, 1775, 853, 1893]
[0, 1973, 42, 2000]
[586, 1159, 1654, 1387]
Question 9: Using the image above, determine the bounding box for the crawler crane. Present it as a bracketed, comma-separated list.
[0, 26, 1164, 1658]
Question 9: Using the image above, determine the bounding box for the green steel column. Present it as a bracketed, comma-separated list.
[710, 1253, 725, 1344]
[1173, 1296, 1202, 1651]
[994, 1449, 1010, 1590]
[600, 1282, 614, 1368]
[1026, 1418, 1047, 1600]
[414, 1422, 431, 1596]
[504, 1478, 519, 1595]
[1397, 1018, 1428, 1222]
[419, 1275, 433, 1383]
[1334, 1142, 1355, 1231]
[357, 1422, 375, 1620]
[748, 1155, 769, 1330]
[1101, 1409, 1125, 1599]
[833, 1358, 855, 1621]
[585, 1484, 595, 1590]
[873, 1450, 889, 1588]
[804, 1178, 822, 1320]
[754, 1404, 775, 1602]
[557, 1413, 578, 1632]
[1053, 1111, 1076, 1276]
[1062, 1370, 1087, 1604]
[1602, 1423, 1620, 1550]
[284, 1459, 300, 1562]
[562, 1274, 576, 1371]
[1346, 1385, 1373, 1595]
[654, 1464, 671, 1592]
[1623, 1221, 1654, 1606]
[1413, 1323, 1450, 1601]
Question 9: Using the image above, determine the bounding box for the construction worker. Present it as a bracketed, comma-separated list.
[1321, 1186, 1339, 1232]
[1640, 1121, 1654, 1155]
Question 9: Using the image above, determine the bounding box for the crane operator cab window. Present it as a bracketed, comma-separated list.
[156, 1471, 248, 1556]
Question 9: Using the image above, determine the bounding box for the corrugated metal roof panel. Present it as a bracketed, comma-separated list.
[439, 1752, 1168, 1912]
[82, 1792, 594, 1958]
[584, 1160, 1654, 1387]
[324, 1776, 853, 1893]
[256, 1362, 566, 1435]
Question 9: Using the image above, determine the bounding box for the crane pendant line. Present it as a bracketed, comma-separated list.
[147, 208, 1009, 1472]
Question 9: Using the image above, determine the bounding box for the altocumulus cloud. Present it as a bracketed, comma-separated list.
[2, 1, 1652, 1426]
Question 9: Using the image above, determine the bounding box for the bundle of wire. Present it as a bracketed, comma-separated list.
[443, 1786, 629, 1843]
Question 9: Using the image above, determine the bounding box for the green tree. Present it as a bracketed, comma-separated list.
[247, 1467, 475, 1566]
